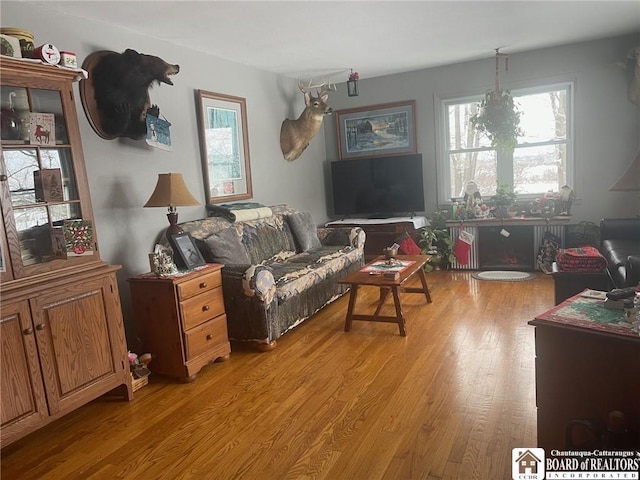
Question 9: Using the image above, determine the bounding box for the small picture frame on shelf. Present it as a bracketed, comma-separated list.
[63, 219, 94, 256]
[170, 232, 206, 270]
[34, 168, 64, 202]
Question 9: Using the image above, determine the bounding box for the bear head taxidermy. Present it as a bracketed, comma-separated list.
[80, 49, 179, 140]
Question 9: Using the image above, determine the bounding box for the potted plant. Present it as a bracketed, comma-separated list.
[490, 183, 517, 218]
[470, 88, 523, 152]
[419, 210, 456, 271]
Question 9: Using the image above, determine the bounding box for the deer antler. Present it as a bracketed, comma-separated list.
[297, 79, 337, 95]
[317, 83, 336, 96]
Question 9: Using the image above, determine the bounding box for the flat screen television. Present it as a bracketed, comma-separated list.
[330, 154, 425, 218]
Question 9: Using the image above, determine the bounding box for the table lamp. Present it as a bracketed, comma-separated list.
[144, 173, 199, 238]
[609, 150, 640, 191]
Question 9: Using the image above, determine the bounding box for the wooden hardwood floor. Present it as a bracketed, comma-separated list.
[1, 270, 555, 479]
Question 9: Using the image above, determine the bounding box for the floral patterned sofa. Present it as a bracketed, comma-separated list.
[175, 205, 365, 350]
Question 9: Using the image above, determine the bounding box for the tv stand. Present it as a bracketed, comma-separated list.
[326, 216, 428, 261]
[368, 213, 393, 220]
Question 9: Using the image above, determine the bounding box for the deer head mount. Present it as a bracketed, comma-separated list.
[280, 80, 335, 161]
[615, 46, 640, 106]
[626, 46, 640, 106]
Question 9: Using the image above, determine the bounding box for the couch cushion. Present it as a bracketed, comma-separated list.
[240, 217, 297, 264]
[287, 211, 322, 252]
[202, 226, 250, 265]
[273, 246, 361, 302]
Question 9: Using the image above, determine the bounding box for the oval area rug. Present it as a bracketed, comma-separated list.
[471, 271, 536, 282]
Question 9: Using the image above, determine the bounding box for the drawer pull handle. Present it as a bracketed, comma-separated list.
[206, 334, 213, 340]
[35, 323, 46, 331]
[199, 282, 207, 289]
[23, 327, 33, 335]
[202, 305, 210, 311]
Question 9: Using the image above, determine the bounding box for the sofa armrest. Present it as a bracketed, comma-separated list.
[317, 226, 365, 250]
[222, 264, 276, 303]
[625, 255, 640, 288]
[220, 263, 279, 344]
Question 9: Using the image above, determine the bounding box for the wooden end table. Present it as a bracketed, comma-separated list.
[529, 291, 640, 451]
[338, 255, 432, 336]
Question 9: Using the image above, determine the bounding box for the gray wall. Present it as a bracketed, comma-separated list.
[3, 2, 639, 343]
[3, 2, 330, 342]
[325, 34, 640, 223]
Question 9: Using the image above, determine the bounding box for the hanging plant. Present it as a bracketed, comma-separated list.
[470, 89, 523, 151]
[470, 49, 523, 152]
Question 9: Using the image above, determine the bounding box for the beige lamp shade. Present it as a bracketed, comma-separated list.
[144, 173, 199, 207]
[144, 173, 200, 240]
[609, 151, 640, 191]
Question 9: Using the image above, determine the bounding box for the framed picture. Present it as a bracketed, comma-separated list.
[335, 100, 417, 160]
[196, 90, 253, 204]
[170, 232, 206, 270]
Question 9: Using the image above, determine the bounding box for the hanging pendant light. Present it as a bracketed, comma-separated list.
[347, 69, 359, 97]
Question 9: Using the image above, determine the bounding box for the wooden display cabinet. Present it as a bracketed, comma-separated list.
[0, 57, 131, 447]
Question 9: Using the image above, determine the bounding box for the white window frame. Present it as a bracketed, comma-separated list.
[436, 81, 575, 205]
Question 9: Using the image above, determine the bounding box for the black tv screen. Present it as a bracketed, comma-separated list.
[330, 154, 425, 218]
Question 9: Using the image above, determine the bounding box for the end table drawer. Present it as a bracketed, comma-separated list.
[177, 269, 222, 300]
[184, 314, 228, 360]
[180, 286, 225, 330]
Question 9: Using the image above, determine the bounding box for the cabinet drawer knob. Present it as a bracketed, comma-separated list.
[199, 282, 207, 289]
[23, 327, 33, 335]
[202, 305, 210, 312]
[35, 323, 46, 331]
[0, 174, 7, 182]
[206, 334, 213, 340]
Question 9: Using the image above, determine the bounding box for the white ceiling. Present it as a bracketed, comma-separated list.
[27, 0, 640, 80]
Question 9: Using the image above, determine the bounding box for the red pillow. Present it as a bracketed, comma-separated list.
[397, 233, 421, 255]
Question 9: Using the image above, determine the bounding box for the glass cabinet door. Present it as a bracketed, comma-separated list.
[1, 81, 91, 278]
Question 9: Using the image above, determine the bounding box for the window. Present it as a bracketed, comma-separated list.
[439, 82, 573, 203]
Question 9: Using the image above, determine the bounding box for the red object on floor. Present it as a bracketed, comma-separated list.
[397, 233, 421, 255]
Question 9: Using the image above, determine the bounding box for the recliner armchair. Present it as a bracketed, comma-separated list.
[599, 217, 640, 288]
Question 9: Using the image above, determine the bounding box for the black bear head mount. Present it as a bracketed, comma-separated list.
[80, 49, 179, 140]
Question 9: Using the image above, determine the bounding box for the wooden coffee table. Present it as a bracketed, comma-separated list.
[338, 255, 432, 336]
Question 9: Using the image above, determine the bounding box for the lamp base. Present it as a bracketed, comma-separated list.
[166, 212, 183, 238]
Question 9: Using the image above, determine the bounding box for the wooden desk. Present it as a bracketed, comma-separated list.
[529, 292, 640, 451]
[338, 255, 432, 336]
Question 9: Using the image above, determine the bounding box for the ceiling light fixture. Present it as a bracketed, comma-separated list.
[347, 69, 359, 97]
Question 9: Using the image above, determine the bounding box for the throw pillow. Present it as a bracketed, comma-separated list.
[395, 231, 421, 255]
[203, 227, 250, 265]
[287, 212, 322, 252]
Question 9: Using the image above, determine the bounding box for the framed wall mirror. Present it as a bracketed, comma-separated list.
[195, 90, 253, 204]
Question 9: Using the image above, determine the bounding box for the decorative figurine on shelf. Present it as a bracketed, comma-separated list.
[558, 184, 575, 216]
[529, 190, 556, 217]
[149, 243, 178, 276]
[462, 180, 483, 217]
